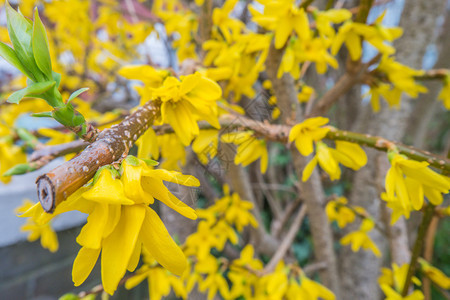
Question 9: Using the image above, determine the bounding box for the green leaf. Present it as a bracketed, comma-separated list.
[52, 71, 61, 87]
[6, 1, 44, 82]
[0, 41, 35, 80]
[7, 81, 56, 104]
[32, 8, 52, 79]
[142, 158, 159, 166]
[3, 163, 36, 176]
[68, 88, 89, 103]
[16, 127, 39, 147]
[31, 111, 52, 118]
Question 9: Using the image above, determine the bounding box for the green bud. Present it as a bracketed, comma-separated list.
[124, 155, 140, 166]
[52, 104, 86, 128]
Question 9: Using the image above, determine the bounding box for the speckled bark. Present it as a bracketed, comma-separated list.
[340, 1, 446, 299]
[36, 101, 160, 212]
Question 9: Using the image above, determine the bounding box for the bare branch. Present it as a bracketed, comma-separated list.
[263, 205, 307, 274]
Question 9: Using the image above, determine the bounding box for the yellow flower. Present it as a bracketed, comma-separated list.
[185, 221, 221, 259]
[377, 56, 427, 106]
[136, 127, 159, 160]
[255, 261, 289, 299]
[289, 276, 335, 300]
[118, 65, 170, 90]
[302, 141, 367, 181]
[418, 258, 450, 289]
[385, 153, 450, 216]
[157, 133, 187, 171]
[326, 197, 357, 228]
[250, 0, 310, 49]
[125, 251, 187, 300]
[221, 131, 269, 173]
[289, 117, 330, 156]
[152, 72, 222, 146]
[16, 199, 59, 253]
[315, 9, 352, 38]
[331, 14, 403, 61]
[379, 263, 422, 292]
[198, 263, 231, 300]
[21, 156, 198, 295]
[0, 139, 27, 184]
[380, 285, 424, 300]
[437, 74, 450, 110]
[340, 219, 381, 257]
[297, 85, 314, 103]
[192, 129, 219, 164]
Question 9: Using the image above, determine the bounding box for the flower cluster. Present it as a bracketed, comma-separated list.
[382, 153, 450, 223]
[378, 264, 424, 299]
[18, 156, 199, 295]
[221, 131, 269, 173]
[123, 184, 335, 300]
[289, 117, 367, 181]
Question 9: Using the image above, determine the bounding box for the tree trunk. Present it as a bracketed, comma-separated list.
[339, 1, 446, 299]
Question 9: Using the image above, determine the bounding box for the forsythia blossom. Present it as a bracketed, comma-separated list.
[302, 141, 367, 181]
[383, 153, 450, 222]
[378, 264, 424, 300]
[221, 131, 269, 173]
[289, 117, 330, 156]
[19, 156, 199, 295]
[16, 199, 59, 253]
[340, 219, 381, 257]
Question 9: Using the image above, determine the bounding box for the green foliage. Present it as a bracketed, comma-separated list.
[7, 81, 55, 104]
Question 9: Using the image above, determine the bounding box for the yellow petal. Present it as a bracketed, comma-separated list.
[125, 267, 151, 290]
[141, 177, 197, 220]
[76, 203, 109, 249]
[302, 156, 318, 182]
[144, 169, 200, 186]
[140, 207, 187, 276]
[274, 17, 293, 49]
[72, 247, 101, 286]
[82, 170, 134, 205]
[101, 205, 146, 295]
[405, 178, 424, 210]
[127, 242, 142, 272]
[121, 161, 154, 204]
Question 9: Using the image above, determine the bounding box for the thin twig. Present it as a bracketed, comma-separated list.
[401, 204, 435, 297]
[263, 205, 307, 274]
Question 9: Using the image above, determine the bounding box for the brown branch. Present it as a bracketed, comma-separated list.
[422, 215, 439, 300]
[402, 204, 435, 297]
[29, 112, 450, 212]
[415, 68, 449, 80]
[29, 140, 89, 162]
[262, 205, 307, 274]
[355, 0, 374, 24]
[215, 115, 450, 172]
[308, 58, 376, 117]
[36, 101, 160, 212]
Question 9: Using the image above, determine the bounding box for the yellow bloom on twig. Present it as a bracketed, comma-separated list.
[16, 199, 59, 252]
[340, 219, 381, 257]
[302, 141, 367, 181]
[250, 0, 310, 49]
[289, 117, 330, 156]
[384, 153, 450, 221]
[221, 131, 269, 173]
